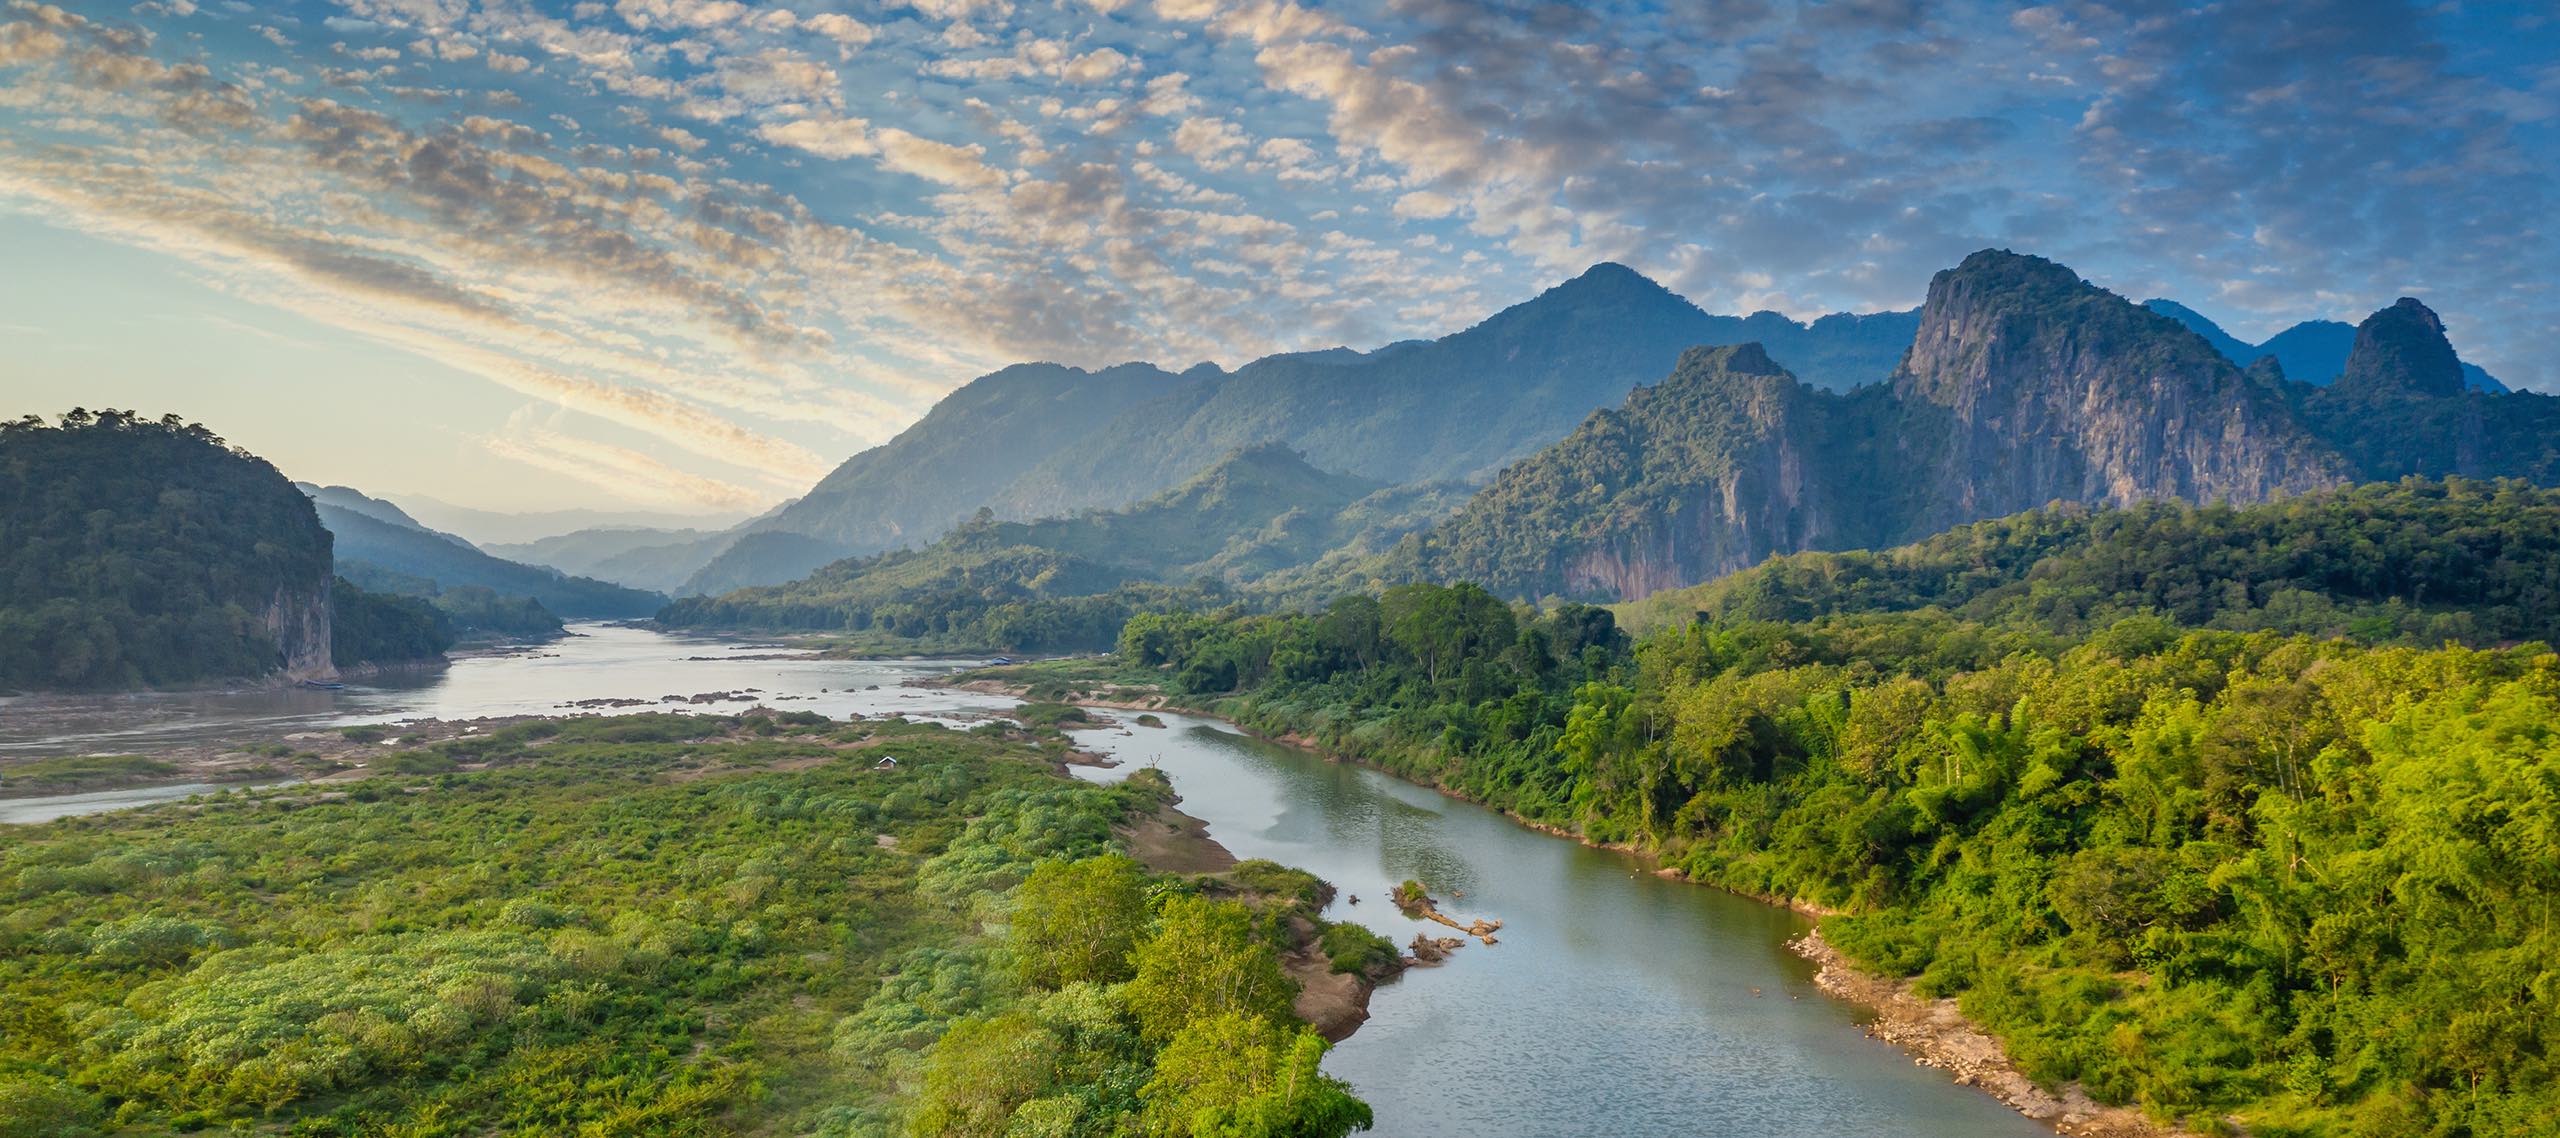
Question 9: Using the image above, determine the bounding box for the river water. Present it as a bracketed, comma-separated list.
[0, 624, 2050, 1136]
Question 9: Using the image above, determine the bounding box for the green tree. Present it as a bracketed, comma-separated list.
[1124, 897, 1298, 1042]
[1138, 1013, 1370, 1138]
[908, 1012, 1062, 1137]
[1010, 854, 1151, 989]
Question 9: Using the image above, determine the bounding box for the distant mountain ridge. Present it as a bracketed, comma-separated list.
[660, 445, 1464, 642]
[2142, 298, 2506, 392]
[301, 485, 665, 620]
[1410, 249, 2551, 602]
[682, 267, 1924, 593]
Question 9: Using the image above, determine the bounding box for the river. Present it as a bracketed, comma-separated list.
[0, 624, 2051, 1136]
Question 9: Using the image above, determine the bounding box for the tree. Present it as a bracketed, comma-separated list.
[1138, 1013, 1370, 1138]
[1010, 855, 1151, 989]
[907, 1013, 1061, 1136]
[1123, 897, 1298, 1042]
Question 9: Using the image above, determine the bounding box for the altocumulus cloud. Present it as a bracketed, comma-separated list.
[0, 0, 2552, 511]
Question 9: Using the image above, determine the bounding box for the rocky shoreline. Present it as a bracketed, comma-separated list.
[1790, 928, 2197, 1138]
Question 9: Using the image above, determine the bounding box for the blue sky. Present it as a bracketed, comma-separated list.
[3, 0, 2554, 513]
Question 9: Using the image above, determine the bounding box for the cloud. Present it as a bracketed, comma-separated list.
[875, 127, 1004, 187]
[486, 424, 777, 511]
[1393, 190, 1456, 220]
[756, 113, 873, 158]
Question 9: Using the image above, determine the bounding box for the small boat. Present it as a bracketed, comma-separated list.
[298, 679, 346, 690]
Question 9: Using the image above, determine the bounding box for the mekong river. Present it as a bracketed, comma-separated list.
[0, 624, 2048, 1136]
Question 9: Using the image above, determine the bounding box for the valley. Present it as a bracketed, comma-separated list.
[10, 248, 2559, 1138]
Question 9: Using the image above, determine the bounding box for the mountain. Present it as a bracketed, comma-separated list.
[1413, 344, 1895, 600]
[485, 526, 739, 594]
[2142, 298, 2506, 391]
[306, 487, 666, 619]
[679, 360, 1196, 592]
[1416, 250, 2356, 601]
[2296, 298, 2560, 484]
[693, 267, 1923, 592]
[992, 266, 1914, 523]
[393, 497, 751, 547]
[0, 411, 446, 690]
[660, 446, 1463, 645]
[299, 483, 466, 543]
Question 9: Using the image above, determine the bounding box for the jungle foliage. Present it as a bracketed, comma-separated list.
[1128, 516, 2560, 1134]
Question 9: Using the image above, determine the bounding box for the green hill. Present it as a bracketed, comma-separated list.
[1613, 477, 2560, 646]
[659, 446, 1460, 649]
[0, 411, 443, 689]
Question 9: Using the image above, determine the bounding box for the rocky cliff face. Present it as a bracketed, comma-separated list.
[1420, 343, 1889, 600]
[1890, 250, 2349, 533]
[262, 576, 338, 681]
[1419, 250, 2377, 603]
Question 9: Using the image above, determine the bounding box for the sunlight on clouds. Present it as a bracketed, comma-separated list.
[0, 0, 2551, 516]
[485, 423, 773, 512]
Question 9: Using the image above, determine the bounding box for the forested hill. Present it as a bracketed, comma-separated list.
[682, 360, 1194, 594]
[0, 411, 444, 689]
[659, 446, 1465, 649]
[307, 488, 665, 621]
[688, 264, 1921, 593]
[1613, 478, 2560, 644]
[1411, 249, 2552, 603]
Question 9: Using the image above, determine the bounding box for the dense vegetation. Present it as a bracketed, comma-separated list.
[1614, 478, 2560, 644]
[0, 713, 1371, 1137]
[328, 577, 458, 668]
[340, 563, 567, 643]
[1112, 484, 2560, 1135]
[661, 447, 1459, 651]
[0, 411, 336, 691]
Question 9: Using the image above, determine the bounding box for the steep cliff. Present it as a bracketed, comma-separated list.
[0, 411, 341, 689]
[1889, 250, 2348, 533]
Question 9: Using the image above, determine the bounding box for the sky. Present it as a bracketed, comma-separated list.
[3, 0, 2554, 515]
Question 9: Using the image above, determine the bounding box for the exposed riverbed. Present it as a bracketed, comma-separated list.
[0, 624, 2055, 1135]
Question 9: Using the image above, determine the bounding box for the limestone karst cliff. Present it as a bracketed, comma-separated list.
[1418, 250, 2407, 602]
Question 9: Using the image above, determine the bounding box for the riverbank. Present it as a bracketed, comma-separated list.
[951, 670, 2190, 1138]
[1112, 775, 1392, 1042]
[1790, 930, 2195, 1138]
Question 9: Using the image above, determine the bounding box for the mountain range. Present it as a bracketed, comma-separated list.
[299, 485, 665, 621]
[2143, 298, 2507, 391]
[672, 267, 1923, 594]
[1404, 250, 2554, 602]
[648, 256, 2534, 602]
[659, 445, 1466, 643]
[656, 246, 2556, 639]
